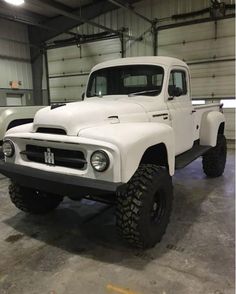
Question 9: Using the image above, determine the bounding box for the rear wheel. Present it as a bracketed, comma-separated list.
[116, 164, 173, 249]
[9, 182, 63, 214]
[202, 134, 227, 177]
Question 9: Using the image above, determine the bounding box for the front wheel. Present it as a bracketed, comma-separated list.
[9, 182, 63, 214]
[116, 164, 173, 249]
[202, 134, 227, 177]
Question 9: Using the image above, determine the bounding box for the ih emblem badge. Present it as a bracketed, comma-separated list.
[44, 148, 55, 165]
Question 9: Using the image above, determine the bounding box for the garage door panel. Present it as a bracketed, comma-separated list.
[159, 37, 234, 62]
[217, 18, 235, 38]
[48, 38, 121, 102]
[159, 23, 215, 45]
[48, 46, 81, 62]
[159, 18, 234, 46]
[48, 39, 120, 62]
[190, 61, 235, 78]
[82, 39, 121, 58]
[49, 75, 88, 88]
[191, 75, 235, 98]
[49, 52, 121, 76]
[49, 58, 97, 76]
[50, 87, 84, 103]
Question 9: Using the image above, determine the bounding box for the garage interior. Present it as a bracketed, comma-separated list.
[0, 0, 235, 293]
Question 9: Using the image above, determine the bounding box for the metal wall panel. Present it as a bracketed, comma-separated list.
[48, 38, 121, 102]
[0, 39, 30, 60]
[0, 19, 32, 90]
[0, 18, 29, 42]
[0, 59, 32, 89]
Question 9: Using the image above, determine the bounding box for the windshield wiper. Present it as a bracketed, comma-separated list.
[128, 89, 160, 97]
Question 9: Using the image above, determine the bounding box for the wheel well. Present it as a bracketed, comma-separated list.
[7, 118, 33, 131]
[140, 143, 169, 168]
[218, 122, 225, 135]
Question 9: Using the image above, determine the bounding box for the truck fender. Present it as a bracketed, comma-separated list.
[199, 111, 225, 147]
[5, 123, 34, 136]
[79, 122, 175, 183]
[0, 107, 42, 142]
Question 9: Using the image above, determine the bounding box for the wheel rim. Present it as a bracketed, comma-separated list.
[150, 189, 166, 224]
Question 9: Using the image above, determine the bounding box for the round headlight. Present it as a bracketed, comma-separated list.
[2, 140, 15, 157]
[90, 150, 110, 172]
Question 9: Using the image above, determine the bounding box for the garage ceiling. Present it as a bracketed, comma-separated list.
[0, 0, 106, 19]
[0, 0, 141, 44]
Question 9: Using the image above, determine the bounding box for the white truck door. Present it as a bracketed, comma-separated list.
[167, 67, 194, 155]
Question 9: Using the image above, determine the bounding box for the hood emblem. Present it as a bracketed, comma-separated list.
[44, 148, 55, 165]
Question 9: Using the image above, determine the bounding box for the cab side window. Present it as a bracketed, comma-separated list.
[168, 70, 187, 96]
[90, 75, 107, 96]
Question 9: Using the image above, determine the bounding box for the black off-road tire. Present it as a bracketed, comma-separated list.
[9, 182, 63, 214]
[116, 164, 173, 249]
[202, 134, 227, 177]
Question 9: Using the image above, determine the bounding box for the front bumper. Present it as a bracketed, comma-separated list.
[0, 162, 124, 196]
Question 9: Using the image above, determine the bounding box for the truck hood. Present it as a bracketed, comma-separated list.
[33, 97, 148, 136]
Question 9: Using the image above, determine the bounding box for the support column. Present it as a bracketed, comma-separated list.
[152, 19, 158, 56]
[30, 47, 44, 105]
[120, 28, 127, 58]
[44, 49, 51, 105]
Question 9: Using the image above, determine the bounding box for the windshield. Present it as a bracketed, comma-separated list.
[86, 65, 164, 97]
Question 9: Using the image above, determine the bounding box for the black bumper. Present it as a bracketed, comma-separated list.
[0, 162, 124, 196]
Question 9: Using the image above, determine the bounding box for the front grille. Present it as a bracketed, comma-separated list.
[21, 145, 86, 169]
[36, 128, 67, 135]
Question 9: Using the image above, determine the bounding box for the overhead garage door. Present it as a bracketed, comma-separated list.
[47, 38, 121, 103]
[158, 18, 235, 140]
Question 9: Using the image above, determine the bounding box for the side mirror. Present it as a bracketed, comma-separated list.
[168, 86, 183, 100]
[81, 93, 85, 100]
[174, 87, 183, 97]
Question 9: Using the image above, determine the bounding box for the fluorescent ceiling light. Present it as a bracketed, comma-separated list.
[4, 0, 25, 6]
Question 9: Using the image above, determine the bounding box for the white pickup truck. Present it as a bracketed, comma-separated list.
[0, 57, 227, 249]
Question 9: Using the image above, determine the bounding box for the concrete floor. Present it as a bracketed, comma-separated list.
[0, 151, 234, 294]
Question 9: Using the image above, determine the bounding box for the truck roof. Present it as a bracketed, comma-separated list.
[92, 56, 188, 71]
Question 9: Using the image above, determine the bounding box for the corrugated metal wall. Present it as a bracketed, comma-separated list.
[0, 18, 34, 106]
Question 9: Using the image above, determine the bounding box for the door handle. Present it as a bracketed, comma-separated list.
[191, 110, 196, 114]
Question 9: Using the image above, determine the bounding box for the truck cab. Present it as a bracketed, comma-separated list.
[86, 57, 195, 155]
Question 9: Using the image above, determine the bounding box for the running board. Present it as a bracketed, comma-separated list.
[175, 144, 212, 169]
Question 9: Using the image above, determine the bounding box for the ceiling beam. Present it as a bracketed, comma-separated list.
[26, 0, 136, 41]
[107, 0, 153, 24]
[0, 1, 46, 22]
[28, 0, 141, 45]
[0, 1, 79, 37]
[0, 11, 78, 38]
